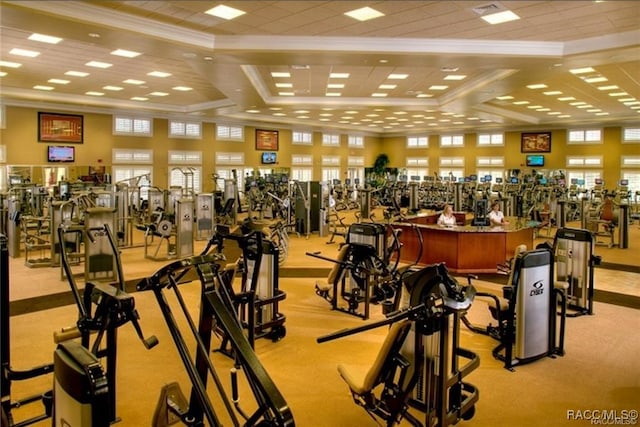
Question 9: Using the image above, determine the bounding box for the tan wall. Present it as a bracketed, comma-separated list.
[1, 105, 639, 190]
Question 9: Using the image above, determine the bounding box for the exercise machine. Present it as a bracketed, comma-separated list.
[553, 227, 601, 316]
[58, 223, 158, 423]
[206, 225, 288, 349]
[318, 262, 479, 427]
[136, 253, 295, 427]
[463, 248, 566, 370]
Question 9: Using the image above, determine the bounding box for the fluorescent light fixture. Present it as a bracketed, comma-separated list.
[595, 112, 610, 116]
[10, 48, 40, 58]
[387, 73, 408, 79]
[429, 85, 448, 90]
[131, 97, 148, 101]
[0, 72, 7, 77]
[609, 92, 628, 97]
[28, 33, 62, 44]
[372, 93, 388, 97]
[111, 49, 141, 58]
[558, 115, 571, 118]
[296, 115, 309, 119]
[205, 5, 246, 20]
[65, 70, 89, 77]
[527, 83, 548, 89]
[147, 71, 172, 77]
[329, 73, 350, 79]
[513, 101, 530, 105]
[246, 109, 260, 113]
[548, 112, 562, 115]
[271, 72, 291, 78]
[326, 92, 342, 97]
[279, 92, 294, 96]
[0, 61, 22, 68]
[33, 85, 54, 91]
[558, 96, 576, 101]
[173, 86, 193, 91]
[294, 110, 309, 114]
[327, 83, 344, 89]
[527, 105, 543, 109]
[275, 83, 293, 88]
[587, 109, 601, 112]
[584, 76, 608, 83]
[149, 92, 169, 96]
[86, 61, 112, 69]
[597, 85, 619, 91]
[48, 79, 70, 84]
[543, 91, 562, 95]
[103, 85, 123, 91]
[344, 6, 385, 21]
[496, 95, 514, 100]
[569, 67, 595, 74]
[536, 108, 551, 111]
[379, 84, 397, 89]
[619, 98, 636, 102]
[123, 79, 145, 85]
[85, 91, 104, 96]
[444, 75, 467, 80]
[481, 10, 520, 24]
[570, 102, 586, 105]
[320, 113, 333, 117]
[273, 113, 287, 117]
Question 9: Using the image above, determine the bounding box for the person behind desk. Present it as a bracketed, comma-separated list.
[488, 201, 509, 226]
[437, 204, 457, 227]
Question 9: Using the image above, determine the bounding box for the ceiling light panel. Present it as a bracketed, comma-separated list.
[28, 33, 63, 44]
[205, 5, 246, 20]
[344, 7, 385, 21]
[481, 10, 520, 25]
[10, 48, 40, 58]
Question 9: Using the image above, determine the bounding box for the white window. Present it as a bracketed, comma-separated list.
[215, 167, 251, 197]
[477, 133, 504, 146]
[407, 135, 428, 148]
[215, 152, 245, 165]
[476, 157, 504, 167]
[347, 156, 364, 166]
[112, 149, 153, 164]
[348, 135, 364, 148]
[621, 156, 640, 168]
[113, 115, 153, 136]
[292, 154, 313, 166]
[621, 171, 640, 195]
[168, 150, 202, 165]
[169, 167, 202, 193]
[440, 134, 464, 147]
[623, 127, 640, 143]
[112, 166, 152, 188]
[0, 105, 5, 129]
[567, 171, 601, 189]
[291, 168, 313, 181]
[322, 168, 341, 182]
[568, 129, 602, 144]
[322, 156, 340, 166]
[439, 157, 465, 181]
[216, 124, 244, 141]
[169, 120, 202, 139]
[406, 157, 428, 181]
[0, 145, 5, 163]
[322, 133, 340, 146]
[292, 131, 313, 145]
[566, 156, 602, 168]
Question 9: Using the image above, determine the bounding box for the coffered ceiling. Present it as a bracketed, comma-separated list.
[1, 1, 639, 134]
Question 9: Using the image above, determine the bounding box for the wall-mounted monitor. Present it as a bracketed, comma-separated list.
[619, 179, 629, 186]
[48, 145, 75, 163]
[261, 152, 277, 164]
[526, 154, 544, 167]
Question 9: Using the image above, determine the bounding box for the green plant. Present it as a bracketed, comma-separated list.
[373, 153, 390, 174]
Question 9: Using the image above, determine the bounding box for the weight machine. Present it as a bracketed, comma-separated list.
[136, 253, 295, 427]
[318, 262, 479, 427]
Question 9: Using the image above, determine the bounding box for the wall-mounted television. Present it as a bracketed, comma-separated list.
[526, 154, 544, 167]
[261, 152, 276, 164]
[48, 145, 75, 163]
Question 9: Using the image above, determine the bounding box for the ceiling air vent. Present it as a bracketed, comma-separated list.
[471, 2, 505, 16]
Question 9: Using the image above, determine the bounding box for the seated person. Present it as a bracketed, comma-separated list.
[488, 202, 509, 226]
[437, 204, 457, 227]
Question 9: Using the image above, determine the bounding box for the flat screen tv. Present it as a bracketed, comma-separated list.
[48, 145, 75, 163]
[261, 152, 276, 164]
[526, 154, 544, 167]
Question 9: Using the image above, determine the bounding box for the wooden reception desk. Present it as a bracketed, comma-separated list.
[394, 215, 534, 274]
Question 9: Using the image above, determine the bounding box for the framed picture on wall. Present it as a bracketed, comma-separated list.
[38, 112, 84, 143]
[256, 129, 279, 151]
[521, 132, 551, 153]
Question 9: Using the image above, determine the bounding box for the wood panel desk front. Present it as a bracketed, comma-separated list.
[395, 220, 534, 274]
